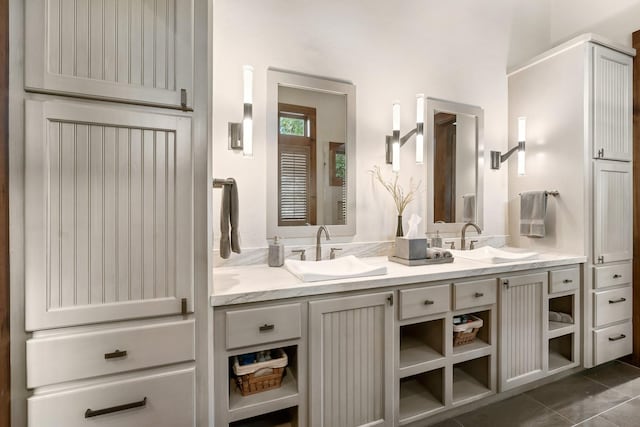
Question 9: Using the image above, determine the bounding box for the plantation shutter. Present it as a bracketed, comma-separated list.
[279, 144, 312, 225]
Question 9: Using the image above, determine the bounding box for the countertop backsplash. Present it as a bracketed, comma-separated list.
[212, 235, 508, 268]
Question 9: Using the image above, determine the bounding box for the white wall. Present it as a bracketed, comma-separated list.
[212, 0, 553, 249]
[550, 0, 640, 47]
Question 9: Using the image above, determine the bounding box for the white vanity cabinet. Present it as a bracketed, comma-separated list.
[25, 0, 194, 109]
[498, 273, 547, 391]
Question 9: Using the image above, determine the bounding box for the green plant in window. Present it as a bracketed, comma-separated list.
[335, 153, 346, 179]
[279, 117, 305, 136]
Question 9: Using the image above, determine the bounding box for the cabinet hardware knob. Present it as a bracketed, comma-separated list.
[597, 256, 604, 264]
[259, 324, 275, 332]
[474, 292, 484, 298]
[424, 300, 435, 305]
[613, 274, 622, 279]
[608, 334, 626, 342]
[104, 349, 127, 360]
[387, 295, 394, 306]
[181, 298, 188, 315]
[85, 397, 147, 418]
[608, 298, 626, 304]
[180, 89, 187, 109]
[562, 279, 573, 284]
[503, 279, 510, 289]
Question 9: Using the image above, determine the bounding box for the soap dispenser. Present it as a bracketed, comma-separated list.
[268, 236, 284, 267]
[431, 231, 443, 248]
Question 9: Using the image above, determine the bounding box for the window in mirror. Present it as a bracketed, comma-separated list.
[267, 69, 356, 238]
[278, 103, 317, 226]
[434, 113, 457, 223]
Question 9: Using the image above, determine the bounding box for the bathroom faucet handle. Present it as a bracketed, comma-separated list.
[292, 249, 306, 261]
[330, 248, 343, 260]
[445, 240, 456, 250]
[469, 240, 479, 250]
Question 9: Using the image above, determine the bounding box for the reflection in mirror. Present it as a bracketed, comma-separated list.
[267, 69, 356, 239]
[426, 98, 484, 232]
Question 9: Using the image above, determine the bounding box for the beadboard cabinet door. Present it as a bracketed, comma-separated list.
[592, 45, 633, 161]
[309, 292, 394, 427]
[25, 0, 194, 109]
[593, 161, 632, 264]
[25, 99, 194, 331]
[499, 273, 548, 392]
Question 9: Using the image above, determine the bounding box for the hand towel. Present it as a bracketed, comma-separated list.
[462, 194, 476, 223]
[220, 178, 241, 259]
[520, 191, 547, 238]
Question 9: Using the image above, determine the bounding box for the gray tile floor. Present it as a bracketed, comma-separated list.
[432, 361, 640, 427]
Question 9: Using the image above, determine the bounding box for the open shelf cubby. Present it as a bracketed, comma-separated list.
[400, 319, 445, 372]
[229, 406, 298, 427]
[548, 294, 575, 337]
[548, 334, 574, 372]
[452, 310, 491, 359]
[228, 346, 299, 417]
[452, 356, 492, 405]
[399, 368, 445, 425]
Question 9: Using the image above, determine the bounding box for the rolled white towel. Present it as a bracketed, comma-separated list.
[427, 247, 453, 259]
[559, 312, 574, 324]
[548, 311, 562, 322]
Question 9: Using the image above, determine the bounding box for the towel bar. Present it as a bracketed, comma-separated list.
[213, 178, 235, 188]
[518, 190, 559, 197]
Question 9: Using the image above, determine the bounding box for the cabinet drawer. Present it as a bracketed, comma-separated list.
[594, 286, 632, 327]
[453, 279, 496, 310]
[593, 262, 632, 289]
[399, 284, 450, 320]
[27, 320, 195, 388]
[226, 303, 302, 350]
[28, 367, 195, 427]
[549, 267, 580, 294]
[593, 321, 632, 365]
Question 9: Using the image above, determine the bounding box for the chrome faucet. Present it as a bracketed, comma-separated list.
[316, 225, 331, 260]
[461, 222, 482, 250]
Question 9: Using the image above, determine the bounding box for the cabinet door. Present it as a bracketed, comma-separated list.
[499, 273, 547, 391]
[25, 0, 194, 109]
[592, 44, 633, 161]
[309, 292, 394, 427]
[25, 100, 193, 331]
[593, 161, 632, 264]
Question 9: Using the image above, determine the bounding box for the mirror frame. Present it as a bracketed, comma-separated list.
[426, 97, 484, 233]
[266, 68, 357, 239]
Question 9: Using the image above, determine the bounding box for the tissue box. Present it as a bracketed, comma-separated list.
[395, 237, 427, 260]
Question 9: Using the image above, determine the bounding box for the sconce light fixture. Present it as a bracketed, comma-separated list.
[385, 93, 425, 172]
[228, 65, 254, 156]
[490, 116, 526, 176]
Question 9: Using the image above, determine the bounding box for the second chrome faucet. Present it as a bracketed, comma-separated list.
[316, 225, 331, 260]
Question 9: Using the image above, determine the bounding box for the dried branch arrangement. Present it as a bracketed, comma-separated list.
[370, 165, 422, 215]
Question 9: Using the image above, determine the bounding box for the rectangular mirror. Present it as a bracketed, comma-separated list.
[267, 68, 356, 238]
[426, 98, 484, 232]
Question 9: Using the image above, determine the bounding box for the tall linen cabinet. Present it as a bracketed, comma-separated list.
[508, 34, 635, 369]
[17, 1, 209, 425]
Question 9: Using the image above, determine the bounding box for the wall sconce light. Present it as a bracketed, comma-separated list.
[490, 116, 526, 176]
[385, 93, 425, 172]
[228, 65, 253, 157]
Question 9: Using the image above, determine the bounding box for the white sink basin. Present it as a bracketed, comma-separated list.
[450, 246, 539, 264]
[284, 255, 387, 282]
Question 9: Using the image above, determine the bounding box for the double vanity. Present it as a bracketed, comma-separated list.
[212, 249, 590, 426]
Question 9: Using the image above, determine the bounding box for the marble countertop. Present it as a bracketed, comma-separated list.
[210, 253, 587, 307]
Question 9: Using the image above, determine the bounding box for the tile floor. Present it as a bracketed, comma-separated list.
[432, 361, 640, 427]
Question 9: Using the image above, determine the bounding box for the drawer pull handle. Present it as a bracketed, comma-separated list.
[259, 324, 275, 332]
[474, 292, 484, 298]
[608, 334, 626, 342]
[85, 397, 147, 418]
[424, 300, 435, 305]
[613, 274, 622, 279]
[609, 298, 627, 304]
[562, 279, 573, 284]
[104, 349, 127, 360]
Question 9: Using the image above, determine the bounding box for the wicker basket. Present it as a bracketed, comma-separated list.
[453, 315, 483, 347]
[233, 349, 288, 396]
